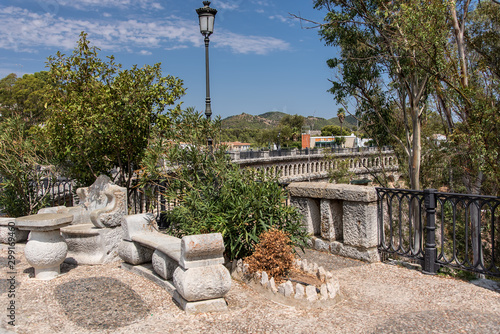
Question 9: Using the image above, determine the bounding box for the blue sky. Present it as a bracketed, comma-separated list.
[0, 0, 342, 120]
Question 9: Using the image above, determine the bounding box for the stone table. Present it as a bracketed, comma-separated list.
[16, 213, 73, 280]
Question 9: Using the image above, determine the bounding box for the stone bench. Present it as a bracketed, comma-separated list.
[118, 214, 231, 313]
[0, 217, 29, 244]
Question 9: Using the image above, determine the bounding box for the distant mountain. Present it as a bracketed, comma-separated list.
[222, 112, 357, 132]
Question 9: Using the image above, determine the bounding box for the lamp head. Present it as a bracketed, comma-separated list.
[196, 1, 217, 36]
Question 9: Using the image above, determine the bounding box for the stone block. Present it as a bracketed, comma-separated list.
[173, 265, 231, 302]
[284, 281, 294, 297]
[294, 283, 305, 299]
[327, 281, 340, 299]
[288, 182, 377, 202]
[329, 241, 380, 263]
[305, 285, 318, 301]
[313, 237, 329, 252]
[121, 213, 157, 242]
[320, 199, 343, 241]
[179, 233, 225, 269]
[260, 271, 269, 286]
[118, 240, 154, 265]
[62, 224, 123, 264]
[269, 277, 278, 294]
[277, 283, 286, 296]
[342, 201, 378, 249]
[172, 292, 228, 314]
[317, 266, 327, 282]
[152, 249, 179, 280]
[320, 284, 328, 300]
[290, 197, 320, 236]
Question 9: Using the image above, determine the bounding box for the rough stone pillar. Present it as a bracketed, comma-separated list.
[320, 199, 342, 241]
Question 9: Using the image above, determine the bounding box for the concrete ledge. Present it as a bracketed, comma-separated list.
[288, 182, 377, 202]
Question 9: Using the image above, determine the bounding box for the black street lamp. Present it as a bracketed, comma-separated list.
[196, 1, 217, 122]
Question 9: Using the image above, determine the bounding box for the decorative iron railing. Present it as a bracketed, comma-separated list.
[128, 180, 179, 228]
[377, 187, 500, 277]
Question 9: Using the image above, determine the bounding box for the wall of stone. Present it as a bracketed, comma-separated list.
[288, 182, 380, 262]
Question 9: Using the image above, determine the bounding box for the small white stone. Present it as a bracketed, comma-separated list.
[320, 284, 328, 300]
[317, 266, 327, 282]
[269, 277, 278, 294]
[312, 262, 319, 273]
[326, 271, 334, 280]
[277, 282, 286, 296]
[301, 259, 308, 272]
[295, 283, 305, 299]
[284, 280, 294, 297]
[295, 259, 302, 268]
[260, 271, 269, 286]
[305, 285, 318, 301]
[327, 280, 340, 299]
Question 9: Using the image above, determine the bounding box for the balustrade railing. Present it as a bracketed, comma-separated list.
[229, 146, 392, 160]
[377, 187, 500, 277]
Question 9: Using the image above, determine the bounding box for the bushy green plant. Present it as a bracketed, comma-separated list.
[141, 108, 308, 260]
[0, 117, 54, 217]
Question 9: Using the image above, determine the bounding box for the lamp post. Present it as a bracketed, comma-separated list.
[197, 1, 217, 123]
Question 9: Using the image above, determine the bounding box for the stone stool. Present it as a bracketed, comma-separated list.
[16, 213, 73, 280]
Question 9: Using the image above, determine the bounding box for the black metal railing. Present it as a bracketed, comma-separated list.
[239, 150, 265, 160]
[377, 187, 500, 277]
[28, 178, 74, 207]
[128, 180, 180, 228]
[269, 149, 292, 157]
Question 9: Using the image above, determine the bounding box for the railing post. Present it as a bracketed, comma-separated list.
[423, 188, 438, 275]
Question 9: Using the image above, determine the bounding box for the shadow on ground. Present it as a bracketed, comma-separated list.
[54, 276, 150, 330]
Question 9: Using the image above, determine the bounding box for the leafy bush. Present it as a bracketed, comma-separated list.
[245, 228, 295, 280]
[0, 117, 54, 217]
[142, 108, 309, 260]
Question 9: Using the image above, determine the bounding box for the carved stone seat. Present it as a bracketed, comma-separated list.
[39, 175, 127, 265]
[119, 214, 231, 313]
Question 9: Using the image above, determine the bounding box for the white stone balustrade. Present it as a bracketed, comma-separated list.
[15, 213, 73, 280]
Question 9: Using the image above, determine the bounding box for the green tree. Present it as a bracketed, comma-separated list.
[321, 124, 350, 136]
[0, 72, 50, 126]
[279, 114, 305, 142]
[44, 32, 185, 190]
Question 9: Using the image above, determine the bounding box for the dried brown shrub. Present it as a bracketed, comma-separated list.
[245, 228, 295, 281]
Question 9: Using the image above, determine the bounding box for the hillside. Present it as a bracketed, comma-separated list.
[222, 112, 357, 132]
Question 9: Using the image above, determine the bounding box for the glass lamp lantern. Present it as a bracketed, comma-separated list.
[196, 1, 217, 36]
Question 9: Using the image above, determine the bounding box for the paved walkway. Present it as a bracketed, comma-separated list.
[1, 245, 499, 333]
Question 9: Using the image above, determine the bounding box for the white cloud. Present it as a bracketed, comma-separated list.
[139, 50, 152, 55]
[56, 0, 163, 10]
[214, 31, 290, 55]
[269, 14, 294, 26]
[214, 1, 240, 10]
[0, 6, 290, 56]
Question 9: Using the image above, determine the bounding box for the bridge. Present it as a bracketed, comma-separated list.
[228, 147, 400, 183]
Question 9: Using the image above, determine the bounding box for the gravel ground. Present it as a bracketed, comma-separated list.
[1, 243, 499, 334]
